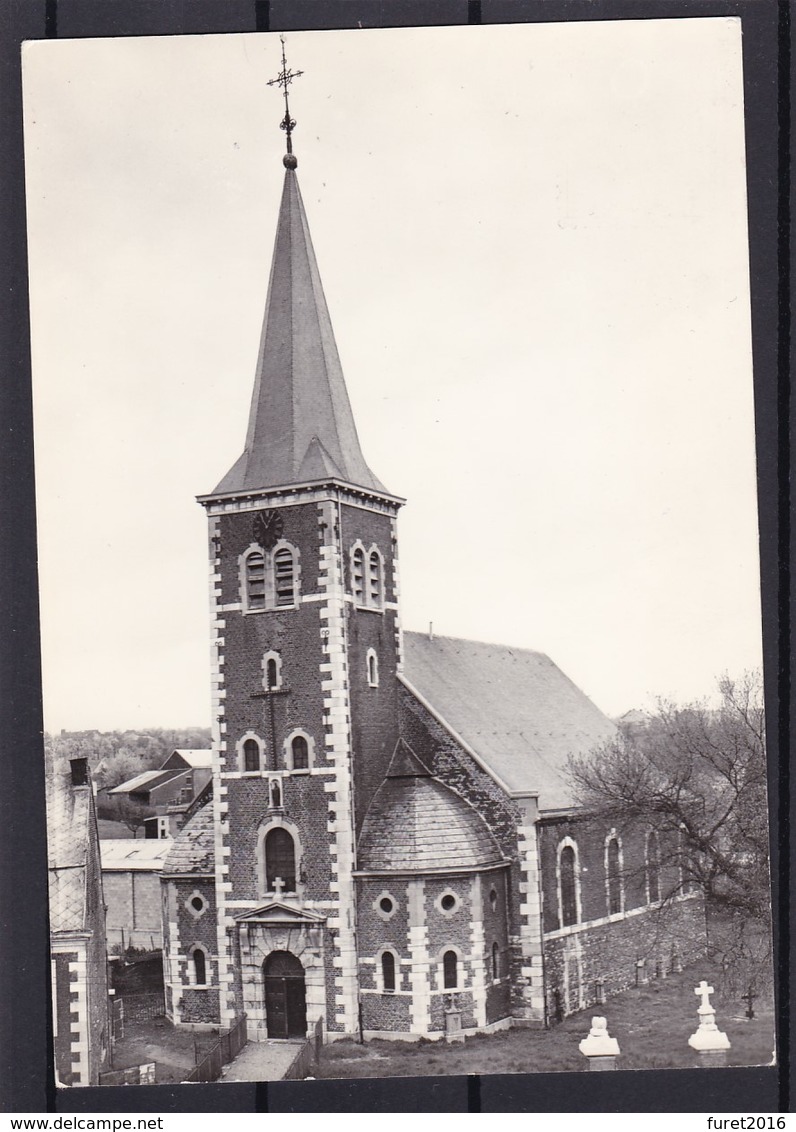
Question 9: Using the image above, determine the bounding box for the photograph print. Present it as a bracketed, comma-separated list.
[22, 18, 774, 1088]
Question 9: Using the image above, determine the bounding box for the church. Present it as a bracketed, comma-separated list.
[160, 56, 706, 1044]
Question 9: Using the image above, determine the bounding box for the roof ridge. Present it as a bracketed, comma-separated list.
[403, 628, 547, 658]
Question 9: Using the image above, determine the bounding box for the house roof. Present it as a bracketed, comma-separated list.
[208, 169, 387, 499]
[46, 761, 93, 933]
[100, 840, 173, 871]
[167, 749, 212, 770]
[358, 741, 504, 873]
[108, 769, 167, 795]
[402, 631, 617, 810]
[161, 805, 215, 876]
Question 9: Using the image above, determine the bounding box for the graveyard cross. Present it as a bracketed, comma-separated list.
[741, 985, 757, 1020]
[695, 981, 714, 1013]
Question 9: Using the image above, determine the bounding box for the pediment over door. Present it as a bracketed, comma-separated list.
[234, 900, 326, 926]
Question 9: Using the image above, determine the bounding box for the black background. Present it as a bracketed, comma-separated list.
[0, 0, 789, 1114]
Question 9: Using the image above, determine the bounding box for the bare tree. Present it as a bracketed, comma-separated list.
[569, 672, 772, 991]
[113, 794, 155, 837]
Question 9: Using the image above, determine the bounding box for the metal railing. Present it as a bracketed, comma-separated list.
[283, 1017, 323, 1081]
[182, 1013, 248, 1083]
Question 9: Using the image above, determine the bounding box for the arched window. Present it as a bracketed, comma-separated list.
[244, 550, 266, 610]
[192, 948, 207, 985]
[243, 738, 260, 773]
[678, 829, 697, 894]
[265, 827, 296, 893]
[646, 830, 661, 904]
[368, 550, 383, 607]
[367, 649, 379, 687]
[291, 735, 309, 771]
[443, 950, 458, 990]
[381, 951, 396, 993]
[274, 547, 296, 607]
[351, 546, 365, 604]
[492, 942, 500, 981]
[559, 843, 579, 927]
[606, 834, 623, 915]
[266, 658, 278, 689]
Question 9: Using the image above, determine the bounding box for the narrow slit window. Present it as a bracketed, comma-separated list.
[560, 845, 578, 927]
[243, 739, 260, 773]
[193, 949, 206, 985]
[607, 837, 622, 915]
[443, 950, 458, 990]
[266, 658, 278, 690]
[367, 650, 378, 687]
[291, 735, 309, 771]
[246, 551, 266, 610]
[274, 548, 295, 606]
[647, 831, 660, 904]
[381, 951, 396, 993]
[492, 942, 500, 981]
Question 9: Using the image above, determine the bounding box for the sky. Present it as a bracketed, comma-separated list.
[22, 18, 762, 731]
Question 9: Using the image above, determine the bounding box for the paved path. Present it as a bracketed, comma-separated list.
[220, 1039, 304, 1082]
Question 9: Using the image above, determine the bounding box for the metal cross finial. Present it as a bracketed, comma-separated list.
[266, 35, 303, 164]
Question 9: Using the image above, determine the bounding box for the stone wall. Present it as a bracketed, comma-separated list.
[543, 895, 706, 1018]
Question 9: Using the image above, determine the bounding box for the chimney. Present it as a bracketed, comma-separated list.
[428, 622, 434, 641]
[70, 757, 89, 787]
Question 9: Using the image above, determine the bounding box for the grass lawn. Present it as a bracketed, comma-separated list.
[316, 962, 775, 1079]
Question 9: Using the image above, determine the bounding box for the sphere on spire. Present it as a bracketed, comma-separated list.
[283, 153, 298, 169]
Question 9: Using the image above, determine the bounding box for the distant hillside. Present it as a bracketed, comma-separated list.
[44, 728, 211, 790]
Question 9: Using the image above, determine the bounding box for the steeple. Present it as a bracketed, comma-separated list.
[211, 45, 387, 499]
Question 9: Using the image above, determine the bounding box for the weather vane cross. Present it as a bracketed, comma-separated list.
[266, 35, 303, 164]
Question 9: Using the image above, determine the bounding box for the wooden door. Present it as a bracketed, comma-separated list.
[264, 951, 307, 1039]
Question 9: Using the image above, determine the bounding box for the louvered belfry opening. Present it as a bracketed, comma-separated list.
[274, 547, 295, 606]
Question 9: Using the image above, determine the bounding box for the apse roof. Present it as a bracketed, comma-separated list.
[358, 748, 504, 873]
[161, 805, 215, 877]
[402, 631, 617, 810]
[209, 169, 386, 499]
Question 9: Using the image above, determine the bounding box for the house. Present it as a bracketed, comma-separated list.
[47, 755, 111, 1085]
[107, 749, 212, 838]
[159, 96, 706, 1041]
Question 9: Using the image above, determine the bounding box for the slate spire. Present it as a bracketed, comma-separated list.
[212, 166, 387, 498]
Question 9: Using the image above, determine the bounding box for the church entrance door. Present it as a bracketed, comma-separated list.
[263, 950, 307, 1039]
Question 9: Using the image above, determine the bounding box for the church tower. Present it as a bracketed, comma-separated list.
[185, 48, 404, 1040]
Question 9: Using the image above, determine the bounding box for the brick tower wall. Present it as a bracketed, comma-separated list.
[339, 501, 401, 834]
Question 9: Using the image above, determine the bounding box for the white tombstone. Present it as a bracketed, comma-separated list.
[688, 981, 731, 1062]
[579, 1016, 620, 1070]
